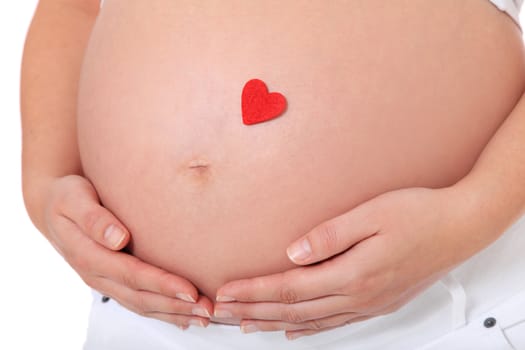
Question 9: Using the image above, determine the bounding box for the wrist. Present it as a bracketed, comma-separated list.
[444, 173, 523, 246]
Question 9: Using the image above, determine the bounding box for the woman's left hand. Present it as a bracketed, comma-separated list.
[215, 186, 490, 340]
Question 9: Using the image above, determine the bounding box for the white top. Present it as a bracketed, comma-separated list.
[489, 0, 524, 29]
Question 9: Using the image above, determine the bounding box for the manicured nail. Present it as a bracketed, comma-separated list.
[286, 333, 303, 341]
[214, 309, 233, 318]
[287, 239, 312, 263]
[104, 225, 125, 249]
[241, 324, 259, 334]
[192, 307, 211, 318]
[176, 293, 196, 303]
[189, 319, 206, 328]
[216, 295, 236, 302]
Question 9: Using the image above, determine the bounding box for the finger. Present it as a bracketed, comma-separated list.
[108, 252, 202, 302]
[286, 200, 379, 265]
[285, 315, 373, 340]
[57, 216, 200, 303]
[255, 280, 434, 337]
[59, 177, 130, 250]
[216, 259, 348, 303]
[239, 312, 362, 333]
[216, 295, 353, 323]
[145, 312, 209, 329]
[114, 297, 210, 330]
[94, 276, 213, 318]
[221, 273, 428, 323]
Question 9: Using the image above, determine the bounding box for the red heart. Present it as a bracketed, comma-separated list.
[242, 79, 287, 125]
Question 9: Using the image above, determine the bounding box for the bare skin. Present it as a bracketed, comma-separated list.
[22, 0, 213, 330]
[22, 0, 525, 333]
[77, 0, 525, 326]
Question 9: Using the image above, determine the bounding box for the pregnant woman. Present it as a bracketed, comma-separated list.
[21, 0, 525, 349]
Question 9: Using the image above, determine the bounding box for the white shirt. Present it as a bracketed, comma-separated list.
[489, 0, 524, 28]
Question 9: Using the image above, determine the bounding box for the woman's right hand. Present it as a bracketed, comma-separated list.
[42, 175, 213, 329]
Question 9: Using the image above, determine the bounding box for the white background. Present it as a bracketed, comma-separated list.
[1, 2, 525, 349]
[2, 2, 91, 350]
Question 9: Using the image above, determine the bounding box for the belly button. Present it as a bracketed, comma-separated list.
[185, 158, 213, 184]
[189, 164, 210, 175]
[188, 158, 210, 170]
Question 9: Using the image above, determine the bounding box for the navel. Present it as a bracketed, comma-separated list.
[188, 157, 210, 170]
[184, 156, 213, 185]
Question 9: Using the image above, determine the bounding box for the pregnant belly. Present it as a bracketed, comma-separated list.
[77, 0, 525, 301]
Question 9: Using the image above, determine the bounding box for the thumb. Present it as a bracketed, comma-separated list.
[286, 202, 379, 265]
[61, 177, 131, 250]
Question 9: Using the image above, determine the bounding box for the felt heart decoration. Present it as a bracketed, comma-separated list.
[242, 79, 287, 125]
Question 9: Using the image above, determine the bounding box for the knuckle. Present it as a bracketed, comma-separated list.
[341, 276, 382, 312]
[121, 270, 139, 290]
[346, 273, 377, 295]
[306, 318, 324, 330]
[316, 221, 339, 253]
[134, 294, 149, 314]
[278, 284, 299, 304]
[83, 209, 102, 236]
[281, 306, 304, 324]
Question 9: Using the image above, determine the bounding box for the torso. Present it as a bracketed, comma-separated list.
[77, 0, 525, 301]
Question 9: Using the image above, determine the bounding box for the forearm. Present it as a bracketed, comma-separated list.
[20, 0, 99, 234]
[453, 89, 525, 241]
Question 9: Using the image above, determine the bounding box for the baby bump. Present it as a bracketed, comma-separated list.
[77, 0, 525, 300]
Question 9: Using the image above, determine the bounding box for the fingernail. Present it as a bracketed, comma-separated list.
[216, 295, 236, 302]
[104, 225, 126, 249]
[287, 239, 312, 263]
[192, 307, 211, 318]
[178, 324, 189, 331]
[189, 319, 206, 328]
[214, 309, 233, 318]
[176, 293, 196, 303]
[241, 324, 259, 334]
[286, 333, 303, 341]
